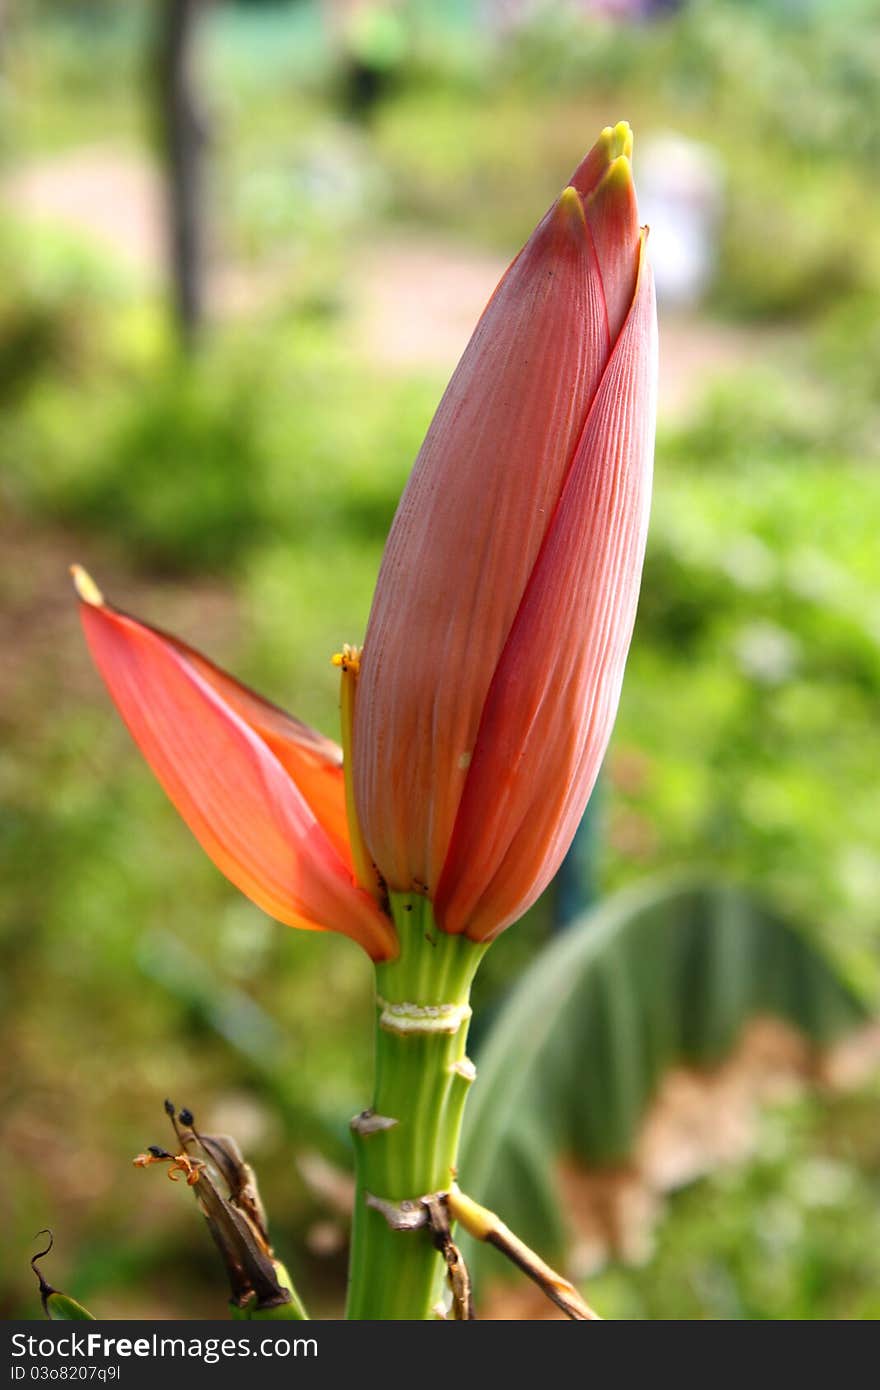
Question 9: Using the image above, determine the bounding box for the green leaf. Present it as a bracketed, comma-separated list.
[460, 876, 869, 1276]
[44, 1292, 96, 1322]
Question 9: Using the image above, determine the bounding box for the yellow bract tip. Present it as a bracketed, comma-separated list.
[586, 154, 635, 220]
[600, 120, 633, 162]
[556, 184, 586, 230]
[610, 151, 632, 175]
[70, 564, 104, 607]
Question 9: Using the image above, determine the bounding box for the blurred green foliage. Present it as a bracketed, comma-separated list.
[2, 0, 879, 1321]
[462, 879, 874, 1297]
[590, 1081, 880, 1321]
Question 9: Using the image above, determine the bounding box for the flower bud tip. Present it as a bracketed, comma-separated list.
[70, 564, 104, 607]
[555, 184, 586, 231]
[601, 121, 633, 162]
[589, 153, 634, 204]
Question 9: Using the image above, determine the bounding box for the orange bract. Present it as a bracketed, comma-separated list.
[76, 584, 396, 961]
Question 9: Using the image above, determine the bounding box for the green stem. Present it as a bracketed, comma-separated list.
[236, 1261, 309, 1321]
[346, 895, 486, 1320]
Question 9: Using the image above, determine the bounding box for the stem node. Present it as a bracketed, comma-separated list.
[345, 894, 486, 1320]
[350, 1110, 398, 1137]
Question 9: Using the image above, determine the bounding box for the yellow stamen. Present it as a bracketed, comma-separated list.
[70, 564, 104, 607]
[332, 645, 382, 903]
[331, 643, 362, 675]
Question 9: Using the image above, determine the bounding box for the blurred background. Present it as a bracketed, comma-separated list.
[2, 0, 880, 1320]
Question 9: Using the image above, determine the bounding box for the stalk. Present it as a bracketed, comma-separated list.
[346, 894, 486, 1320]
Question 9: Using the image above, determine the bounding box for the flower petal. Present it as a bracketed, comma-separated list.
[355, 183, 610, 898]
[77, 585, 396, 959]
[435, 241, 657, 941]
[585, 155, 641, 345]
[569, 120, 634, 200]
[146, 625, 352, 869]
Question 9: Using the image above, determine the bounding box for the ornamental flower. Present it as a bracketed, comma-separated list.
[355, 121, 657, 941]
[72, 567, 396, 961]
[74, 121, 656, 959]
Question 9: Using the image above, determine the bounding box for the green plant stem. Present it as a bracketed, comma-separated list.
[234, 1261, 308, 1320]
[346, 894, 486, 1320]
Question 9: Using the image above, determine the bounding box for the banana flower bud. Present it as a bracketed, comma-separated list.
[355, 122, 657, 940]
[73, 122, 656, 954]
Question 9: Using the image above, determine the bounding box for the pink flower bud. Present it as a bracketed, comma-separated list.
[354, 123, 657, 941]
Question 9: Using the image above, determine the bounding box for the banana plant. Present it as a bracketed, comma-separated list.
[71, 121, 655, 1320]
[62, 118, 873, 1322]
